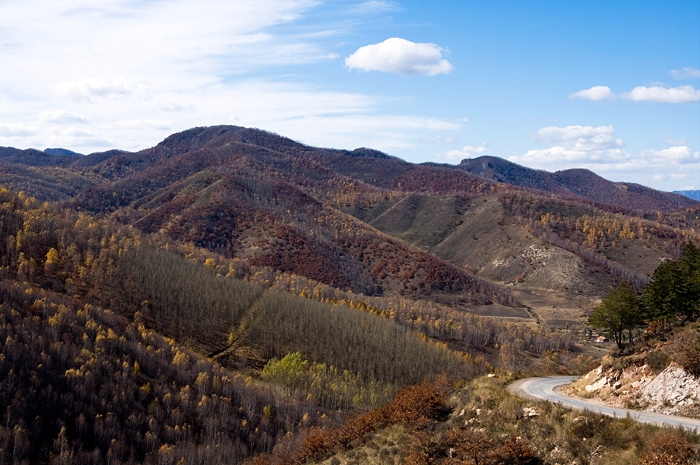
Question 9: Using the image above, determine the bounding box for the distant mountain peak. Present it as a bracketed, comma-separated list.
[43, 148, 84, 157]
[674, 190, 700, 201]
[457, 154, 697, 211]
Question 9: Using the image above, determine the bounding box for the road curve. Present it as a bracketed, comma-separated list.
[508, 376, 700, 433]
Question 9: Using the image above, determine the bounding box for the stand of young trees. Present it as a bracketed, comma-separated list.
[0, 280, 339, 464]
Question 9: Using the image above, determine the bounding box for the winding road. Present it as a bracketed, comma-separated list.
[508, 376, 700, 433]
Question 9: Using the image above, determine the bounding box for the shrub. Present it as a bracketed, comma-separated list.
[647, 350, 671, 374]
[637, 431, 698, 465]
[671, 330, 700, 377]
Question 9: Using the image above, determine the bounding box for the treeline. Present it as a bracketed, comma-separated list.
[111, 245, 475, 386]
[0, 187, 486, 462]
[527, 220, 650, 291]
[0, 281, 337, 464]
[590, 242, 700, 349]
[642, 241, 700, 322]
[316, 204, 519, 306]
[1, 187, 573, 379]
[260, 352, 395, 412]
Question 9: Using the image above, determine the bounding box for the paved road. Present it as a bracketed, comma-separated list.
[508, 376, 700, 433]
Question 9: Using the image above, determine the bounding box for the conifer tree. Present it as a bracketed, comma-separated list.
[589, 284, 642, 349]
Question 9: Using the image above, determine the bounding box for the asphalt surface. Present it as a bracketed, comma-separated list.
[508, 376, 700, 433]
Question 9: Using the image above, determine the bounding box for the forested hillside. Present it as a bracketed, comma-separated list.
[458, 155, 697, 212]
[1, 125, 699, 463]
[0, 186, 579, 463]
[3, 125, 697, 314]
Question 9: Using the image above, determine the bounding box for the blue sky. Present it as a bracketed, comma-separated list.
[1, 0, 698, 191]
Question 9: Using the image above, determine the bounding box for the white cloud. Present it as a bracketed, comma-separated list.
[569, 86, 614, 101]
[622, 85, 700, 103]
[441, 143, 488, 160]
[670, 67, 700, 80]
[54, 77, 152, 102]
[531, 125, 623, 150]
[510, 125, 700, 191]
[39, 110, 88, 124]
[0, 122, 38, 137]
[570, 84, 700, 103]
[639, 146, 700, 164]
[345, 38, 454, 76]
[511, 125, 627, 166]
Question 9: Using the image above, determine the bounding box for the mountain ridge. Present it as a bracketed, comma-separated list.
[1, 125, 698, 314]
[4, 126, 695, 213]
[457, 155, 696, 212]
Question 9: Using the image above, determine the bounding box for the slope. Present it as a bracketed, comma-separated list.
[65, 127, 518, 309]
[457, 155, 697, 212]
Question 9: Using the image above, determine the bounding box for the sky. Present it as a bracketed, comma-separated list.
[1, 0, 699, 192]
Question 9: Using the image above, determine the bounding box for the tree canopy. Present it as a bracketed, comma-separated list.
[589, 284, 642, 349]
[590, 241, 700, 350]
[643, 241, 700, 322]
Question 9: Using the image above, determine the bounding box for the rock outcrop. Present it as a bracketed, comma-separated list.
[569, 358, 700, 418]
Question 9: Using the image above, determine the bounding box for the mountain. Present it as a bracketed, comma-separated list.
[44, 147, 84, 157]
[2, 125, 698, 319]
[457, 155, 698, 212]
[675, 189, 700, 201]
[0, 146, 80, 166]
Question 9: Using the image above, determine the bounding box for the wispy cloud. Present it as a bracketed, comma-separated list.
[345, 38, 453, 76]
[622, 85, 700, 103]
[54, 77, 152, 102]
[570, 83, 700, 103]
[440, 143, 488, 160]
[670, 67, 700, 80]
[0, 1, 458, 155]
[0, 122, 38, 138]
[511, 124, 700, 189]
[569, 86, 614, 101]
[350, 1, 400, 14]
[39, 110, 88, 124]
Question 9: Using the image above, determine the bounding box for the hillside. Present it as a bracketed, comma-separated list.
[1, 126, 699, 329]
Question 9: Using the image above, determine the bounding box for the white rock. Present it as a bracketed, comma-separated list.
[585, 377, 608, 393]
[641, 362, 700, 408]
